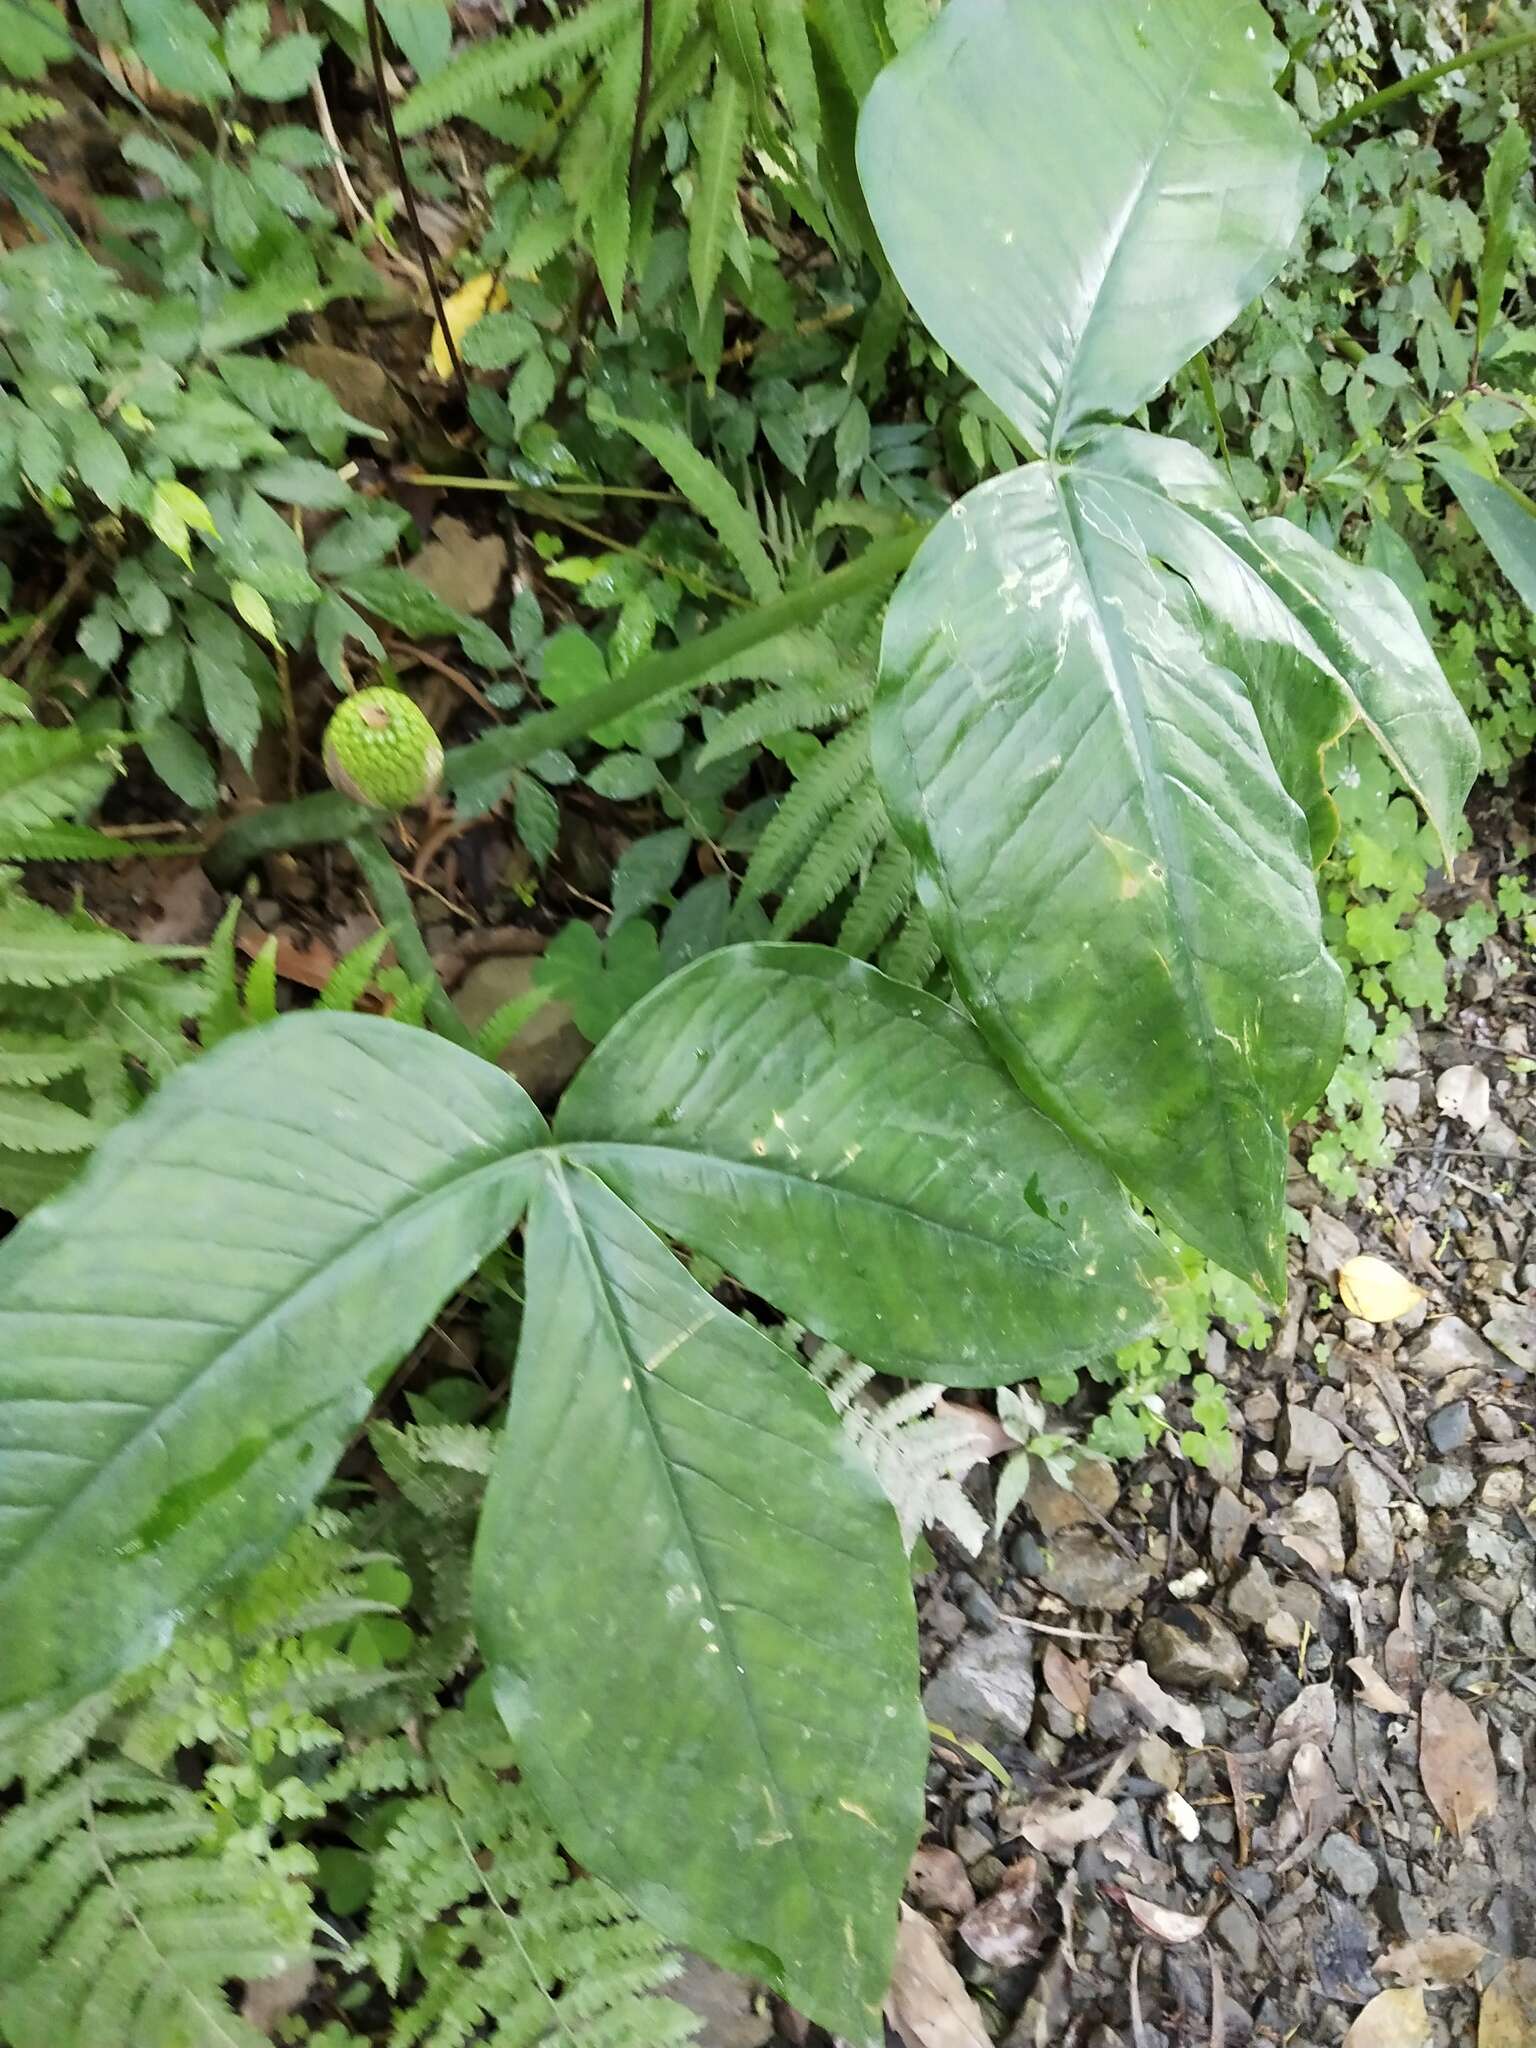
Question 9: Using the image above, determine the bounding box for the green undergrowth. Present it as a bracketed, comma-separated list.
[0, 0, 1535, 2033]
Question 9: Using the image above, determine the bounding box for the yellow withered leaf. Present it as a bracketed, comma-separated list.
[1338, 1254, 1425, 1324]
[429, 272, 506, 380]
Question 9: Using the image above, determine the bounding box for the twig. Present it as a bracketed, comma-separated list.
[300, 10, 368, 228]
[362, 0, 467, 398]
[2, 553, 93, 679]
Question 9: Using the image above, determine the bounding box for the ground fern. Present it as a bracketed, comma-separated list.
[355, 1705, 697, 2048]
[0, 1761, 310, 2048]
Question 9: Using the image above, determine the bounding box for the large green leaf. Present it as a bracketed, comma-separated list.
[855, 0, 1319, 455]
[476, 1164, 926, 2044]
[872, 465, 1343, 1296]
[1075, 430, 1479, 866]
[1435, 447, 1536, 620]
[556, 945, 1176, 1378]
[0, 1014, 545, 1725]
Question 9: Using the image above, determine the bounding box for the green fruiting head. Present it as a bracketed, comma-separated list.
[323, 687, 444, 811]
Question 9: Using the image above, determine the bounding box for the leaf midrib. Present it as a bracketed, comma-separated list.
[0, 1149, 536, 1599]
[1045, 21, 1209, 454]
[1053, 467, 1258, 1253]
[546, 1162, 828, 1941]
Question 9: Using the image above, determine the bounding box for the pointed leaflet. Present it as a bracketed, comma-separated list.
[0, 1015, 545, 1724]
[1074, 429, 1477, 865]
[855, 0, 1320, 455]
[690, 65, 747, 314]
[476, 1166, 926, 2043]
[1436, 448, 1536, 617]
[556, 945, 1176, 1378]
[872, 467, 1342, 1295]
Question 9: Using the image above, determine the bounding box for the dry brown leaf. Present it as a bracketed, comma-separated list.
[1004, 1790, 1116, 1857]
[1480, 1961, 1536, 2046]
[1339, 1254, 1426, 1323]
[242, 1963, 316, 2037]
[957, 1861, 1046, 1970]
[1042, 1642, 1092, 1719]
[887, 1905, 990, 2048]
[1420, 1686, 1498, 1839]
[1348, 1655, 1413, 1716]
[906, 1845, 975, 1918]
[1345, 1988, 1430, 2048]
[1120, 1894, 1210, 1945]
[1272, 1681, 1337, 1753]
[1112, 1659, 1204, 1746]
[1385, 1577, 1420, 1694]
[407, 518, 509, 617]
[1286, 1740, 1343, 1838]
[1376, 1933, 1489, 1988]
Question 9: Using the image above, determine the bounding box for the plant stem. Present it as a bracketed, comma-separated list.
[403, 474, 684, 501]
[1313, 25, 1536, 139]
[346, 827, 474, 1048]
[445, 526, 928, 793]
[207, 790, 375, 883]
[204, 527, 929, 879]
[362, 0, 467, 397]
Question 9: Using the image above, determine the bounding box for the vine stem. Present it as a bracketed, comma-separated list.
[362, 0, 467, 397]
[1313, 25, 1536, 140]
[204, 527, 928, 883]
[346, 827, 475, 1048]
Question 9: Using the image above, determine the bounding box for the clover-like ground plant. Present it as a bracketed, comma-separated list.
[0, 0, 1475, 2034]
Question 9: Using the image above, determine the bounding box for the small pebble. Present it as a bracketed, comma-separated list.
[1417, 1464, 1476, 1510]
[1318, 1832, 1379, 1901]
[1427, 1400, 1474, 1454]
[1481, 1468, 1526, 1511]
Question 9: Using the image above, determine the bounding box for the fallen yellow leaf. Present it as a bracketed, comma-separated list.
[429, 271, 506, 380]
[1345, 1988, 1430, 2048]
[1339, 1253, 1425, 1324]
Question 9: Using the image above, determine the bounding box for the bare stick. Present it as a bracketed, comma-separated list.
[362, 0, 467, 397]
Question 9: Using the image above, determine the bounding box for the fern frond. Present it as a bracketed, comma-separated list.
[0, 1760, 309, 2048]
[602, 406, 780, 604]
[689, 63, 747, 315]
[811, 1349, 989, 1554]
[319, 927, 392, 1013]
[370, 1419, 495, 1519]
[771, 776, 886, 935]
[0, 888, 157, 990]
[396, 0, 641, 132]
[880, 902, 940, 986]
[0, 1083, 97, 1152]
[358, 1708, 696, 2048]
[741, 715, 869, 902]
[837, 838, 913, 957]
[0, 86, 61, 171]
[697, 654, 873, 765]
[0, 721, 123, 836]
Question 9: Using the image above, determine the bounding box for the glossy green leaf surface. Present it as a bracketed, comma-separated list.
[856, 0, 1320, 454]
[0, 1014, 545, 1723]
[476, 1165, 926, 2045]
[1436, 447, 1536, 620]
[873, 465, 1344, 1296]
[556, 945, 1176, 1379]
[1075, 430, 1479, 866]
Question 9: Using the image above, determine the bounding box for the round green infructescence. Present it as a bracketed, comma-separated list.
[323, 687, 444, 811]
